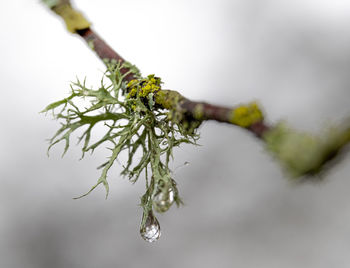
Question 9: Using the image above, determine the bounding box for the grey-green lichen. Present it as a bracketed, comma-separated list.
[263, 122, 350, 178]
[42, 60, 198, 217]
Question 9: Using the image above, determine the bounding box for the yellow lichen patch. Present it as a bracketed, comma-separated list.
[53, 3, 90, 33]
[230, 102, 263, 127]
[127, 79, 139, 88]
[126, 87, 138, 99]
[126, 75, 161, 99]
[126, 80, 139, 99]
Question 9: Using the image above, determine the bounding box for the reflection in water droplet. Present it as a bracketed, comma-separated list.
[153, 187, 174, 213]
[140, 211, 161, 242]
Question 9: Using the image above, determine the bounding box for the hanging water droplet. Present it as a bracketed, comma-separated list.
[140, 211, 161, 242]
[153, 187, 175, 213]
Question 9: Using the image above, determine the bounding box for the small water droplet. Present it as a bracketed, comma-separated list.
[184, 161, 190, 166]
[153, 187, 175, 213]
[140, 211, 161, 242]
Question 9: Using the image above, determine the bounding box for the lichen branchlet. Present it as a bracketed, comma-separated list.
[42, 60, 199, 241]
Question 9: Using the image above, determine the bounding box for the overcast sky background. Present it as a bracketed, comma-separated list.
[1, 0, 350, 267]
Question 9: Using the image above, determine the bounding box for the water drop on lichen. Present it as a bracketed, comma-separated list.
[140, 211, 161, 243]
[153, 187, 175, 213]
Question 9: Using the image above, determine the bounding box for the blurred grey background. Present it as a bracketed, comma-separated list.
[1, 0, 350, 267]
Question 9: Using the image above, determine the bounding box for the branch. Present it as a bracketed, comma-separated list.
[43, 0, 268, 136]
[42, 0, 350, 179]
